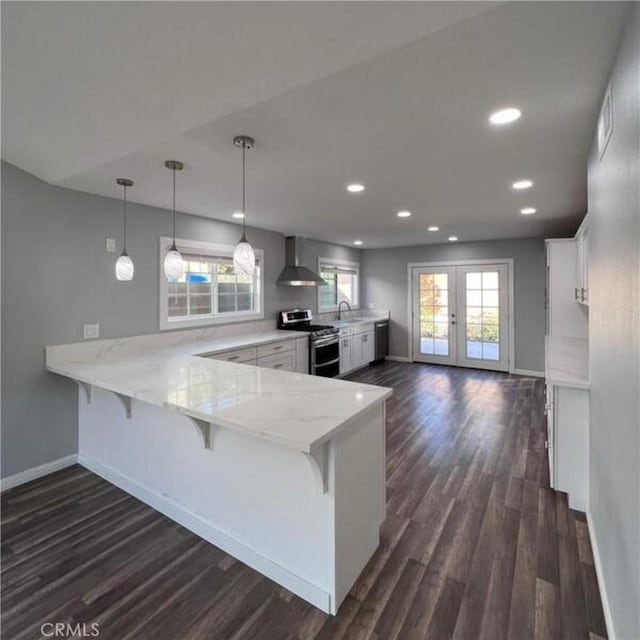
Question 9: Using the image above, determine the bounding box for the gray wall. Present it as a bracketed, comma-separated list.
[360, 237, 547, 372]
[1, 161, 359, 478]
[586, 5, 639, 638]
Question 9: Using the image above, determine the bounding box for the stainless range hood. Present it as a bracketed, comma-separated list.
[276, 236, 327, 287]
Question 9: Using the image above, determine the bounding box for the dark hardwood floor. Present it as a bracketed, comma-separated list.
[1, 361, 607, 640]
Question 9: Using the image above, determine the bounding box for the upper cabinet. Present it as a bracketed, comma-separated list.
[546, 237, 588, 338]
[575, 216, 589, 306]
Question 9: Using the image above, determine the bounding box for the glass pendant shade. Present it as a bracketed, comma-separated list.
[164, 246, 185, 279]
[233, 236, 255, 276]
[115, 177, 134, 282]
[115, 253, 134, 281]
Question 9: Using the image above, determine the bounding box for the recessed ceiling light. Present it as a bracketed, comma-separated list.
[448, 236, 458, 242]
[353, 240, 363, 246]
[397, 210, 412, 218]
[232, 211, 245, 219]
[489, 107, 522, 125]
[512, 179, 533, 190]
[428, 225, 439, 232]
[347, 183, 365, 193]
[521, 207, 537, 215]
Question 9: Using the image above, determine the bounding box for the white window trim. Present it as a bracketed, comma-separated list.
[317, 256, 360, 312]
[159, 236, 264, 331]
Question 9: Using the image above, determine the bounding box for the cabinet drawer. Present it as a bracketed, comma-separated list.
[208, 346, 257, 364]
[353, 323, 374, 335]
[257, 350, 296, 372]
[256, 340, 294, 359]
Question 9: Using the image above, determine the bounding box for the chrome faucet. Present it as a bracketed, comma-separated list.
[337, 300, 352, 320]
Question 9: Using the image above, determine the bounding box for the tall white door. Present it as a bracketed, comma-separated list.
[412, 263, 510, 372]
[412, 267, 457, 366]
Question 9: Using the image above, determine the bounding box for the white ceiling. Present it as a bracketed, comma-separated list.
[2, 1, 628, 248]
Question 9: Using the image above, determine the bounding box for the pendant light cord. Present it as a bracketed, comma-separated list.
[172, 166, 177, 248]
[122, 184, 128, 253]
[242, 142, 247, 241]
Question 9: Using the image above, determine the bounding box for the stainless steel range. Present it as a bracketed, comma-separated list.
[278, 309, 340, 377]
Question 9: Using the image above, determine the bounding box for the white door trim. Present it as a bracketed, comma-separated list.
[407, 259, 515, 373]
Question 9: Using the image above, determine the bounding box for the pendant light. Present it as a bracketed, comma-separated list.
[115, 178, 135, 281]
[232, 136, 256, 276]
[164, 160, 185, 280]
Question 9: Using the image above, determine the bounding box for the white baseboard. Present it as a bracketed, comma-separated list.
[586, 510, 616, 640]
[78, 453, 331, 613]
[1, 453, 78, 492]
[385, 355, 410, 363]
[511, 368, 545, 378]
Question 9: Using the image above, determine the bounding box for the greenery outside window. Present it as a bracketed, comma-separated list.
[317, 258, 359, 312]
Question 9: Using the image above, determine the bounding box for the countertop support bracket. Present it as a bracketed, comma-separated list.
[75, 381, 93, 404]
[305, 443, 329, 494]
[187, 418, 214, 450]
[115, 393, 133, 419]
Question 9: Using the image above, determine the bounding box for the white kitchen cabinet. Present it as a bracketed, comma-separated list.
[575, 216, 589, 306]
[353, 331, 374, 369]
[340, 335, 353, 375]
[339, 325, 374, 375]
[205, 336, 309, 374]
[258, 349, 297, 372]
[545, 239, 588, 338]
[208, 346, 257, 364]
[546, 383, 589, 511]
[295, 337, 309, 375]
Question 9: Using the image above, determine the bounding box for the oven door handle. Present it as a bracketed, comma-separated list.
[312, 337, 340, 348]
[313, 357, 340, 369]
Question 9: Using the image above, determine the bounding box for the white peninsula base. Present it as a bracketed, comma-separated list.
[78, 389, 386, 615]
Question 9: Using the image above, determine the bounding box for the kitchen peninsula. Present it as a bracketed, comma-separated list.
[46, 326, 392, 614]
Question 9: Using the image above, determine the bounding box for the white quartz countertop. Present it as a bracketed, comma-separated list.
[545, 336, 589, 390]
[46, 331, 392, 453]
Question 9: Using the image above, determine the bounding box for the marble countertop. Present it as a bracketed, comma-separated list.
[46, 331, 392, 453]
[545, 336, 589, 390]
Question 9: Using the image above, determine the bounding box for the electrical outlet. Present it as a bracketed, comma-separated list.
[106, 238, 116, 253]
[367, 302, 376, 310]
[83, 324, 100, 340]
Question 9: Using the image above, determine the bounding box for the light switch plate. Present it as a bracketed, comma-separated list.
[106, 238, 116, 253]
[83, 324, 100, 340]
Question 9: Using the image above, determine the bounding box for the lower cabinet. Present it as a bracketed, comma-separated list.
[340, 336, 353, 375]
[257, 349, 296, 372]
[546, 382, 589, 511]
[206, 337, 309, 374]
[340, 327, 375, 376]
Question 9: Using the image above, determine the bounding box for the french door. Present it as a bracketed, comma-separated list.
[411, 263, 510, 371]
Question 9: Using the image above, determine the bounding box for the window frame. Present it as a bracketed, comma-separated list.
[317, 257, 360, 312]
[159, 236, 264, 331]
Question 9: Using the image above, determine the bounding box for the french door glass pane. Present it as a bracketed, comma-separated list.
[419, 272, 449, 356]
[465, 270, 500, 361]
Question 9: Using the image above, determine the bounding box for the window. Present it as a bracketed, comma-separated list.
[317, 258, 359, 311]
[159, 237, 263, 330]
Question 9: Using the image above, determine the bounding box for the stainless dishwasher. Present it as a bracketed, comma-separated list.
[374, 320, 389, 361]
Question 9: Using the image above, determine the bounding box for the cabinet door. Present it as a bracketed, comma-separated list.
[340, 336, 353, 374]
[545, 384, 555, 487]
[362, 331, 375, 364]
[295, 337, 309, 374]
[582, 232, 589, 303]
